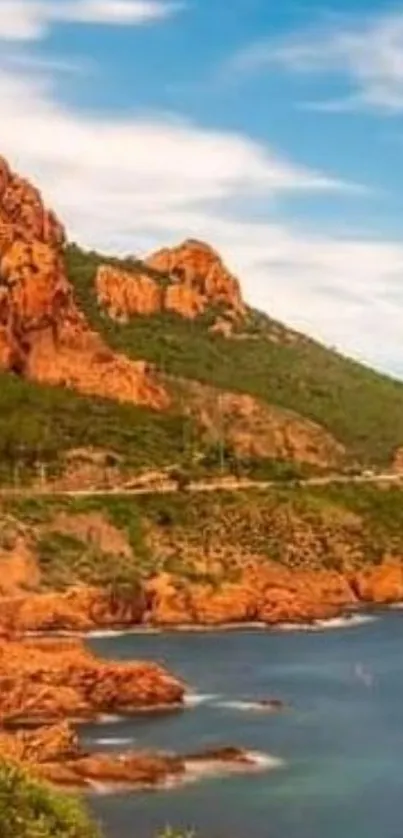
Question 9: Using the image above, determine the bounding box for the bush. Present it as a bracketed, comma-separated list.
[0, 761, 99, 838]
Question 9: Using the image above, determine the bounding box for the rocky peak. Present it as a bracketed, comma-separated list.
[148, 238, 246, 318]
[96, 238, 247, 328]
[0, 156, 167, 408]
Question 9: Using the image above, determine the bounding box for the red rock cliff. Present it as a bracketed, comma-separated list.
[96, 239, 247, 326]
[0, 637, 184, 724]
[0, 157, 167, 408]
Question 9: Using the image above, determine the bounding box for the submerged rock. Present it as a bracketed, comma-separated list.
[256, 699, 287, 710]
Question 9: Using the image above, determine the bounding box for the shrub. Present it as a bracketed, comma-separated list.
[0, 761, 100, 838]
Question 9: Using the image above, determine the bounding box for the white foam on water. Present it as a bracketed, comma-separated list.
[86, 780, 112, 795]
[184, 693, 220, 708]
[214, 699, 279, 713]
[97, 714, 126, 724]
[276, 613, 377, 633]
[184, 750, 284, 781]
[94, 737, 135, 746]
[86, 629, 131, 639]
[25, 627, 162, 640]
[246, 751, 284, 770]
[85, 750, 284, 796]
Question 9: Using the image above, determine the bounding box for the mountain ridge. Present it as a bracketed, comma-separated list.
[1, 155, 403, 485]
[0, 155, 166, 410]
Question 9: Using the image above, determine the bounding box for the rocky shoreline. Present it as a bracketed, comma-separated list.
[0, 634, 284, 792]
[0, 637, 184, 724]
[0, 558, 400, 793]
[0, 720, 279, 792]
[1, 557, 403, 638]
[23, 609, 379, 640]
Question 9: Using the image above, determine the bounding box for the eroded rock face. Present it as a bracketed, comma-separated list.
[145, 564, 357, 627]
[181, 381, 345, 467]
[0, 156, 167, 408]
[0, 637, 184, 724]
[149, 239, 246, 320]
[0, 586, 146, 634]
[351, 560, 403, 603]
[1, 557, 403, 634]
[96, 239, 247, 327]
[0, 721, 78, 766]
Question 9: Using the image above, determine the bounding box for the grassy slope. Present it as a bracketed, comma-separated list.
[65, 244, 403, 468]
[6, 484, 403, 589]
[0, 368, 193, 482]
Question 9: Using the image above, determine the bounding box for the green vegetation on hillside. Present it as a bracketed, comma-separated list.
[0, 371, 193, 483]
[6, 484, 403, 588]
[0, 761, 99, 838]
[66, 243, 403, 467]
[0, 239, 401, 486]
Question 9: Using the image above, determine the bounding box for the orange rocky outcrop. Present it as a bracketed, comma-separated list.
[0, 721, 265, 790]
[0, 156, 167, 408]
[0, 558, 401, 635]
[0, 637, 184, 724]
[0, 569, 356, 633]
[145, 559, 403, 626]
[145, 564, 357, 627]
[182, 381, 345, 467]
[96, 239, 247, 327]
[0, 585, 147, 634]
[351, 559, 403, 604]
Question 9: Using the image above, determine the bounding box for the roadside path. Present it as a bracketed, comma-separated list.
[0, 471, 402, 499]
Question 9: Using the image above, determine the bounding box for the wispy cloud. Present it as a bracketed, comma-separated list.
[0, 0, 183, 41]
[0, 25, 401, 376]
[3, 53, 91, 75]
[231, 10, 403, 114]
[1, 55, 401, 376]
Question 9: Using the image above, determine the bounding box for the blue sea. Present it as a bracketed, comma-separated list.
[84, 612, 403, 838]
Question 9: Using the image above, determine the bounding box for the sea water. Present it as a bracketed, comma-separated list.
[83, 612, 403, 838]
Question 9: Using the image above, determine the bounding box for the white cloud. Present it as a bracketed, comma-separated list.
[0, 62, 353, 216]
[0, 57, 402, 377]
[53, 0, 183, 25]
[4, 53, 90, 74]
[231, 11, 403, 114]
[0, 2, 45, 40]
[0, 0, 181, 41]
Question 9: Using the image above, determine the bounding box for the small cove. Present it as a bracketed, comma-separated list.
[85, 612, 403, 838]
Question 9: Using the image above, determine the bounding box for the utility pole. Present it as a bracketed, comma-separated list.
[217, 392, 225, 475]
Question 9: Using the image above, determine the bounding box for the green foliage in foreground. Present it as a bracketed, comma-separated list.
[0, 760, 194, 838]
[0, 761, 99, 838]
[66, 243, 403, 467]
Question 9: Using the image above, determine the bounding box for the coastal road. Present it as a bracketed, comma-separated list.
[0, 471, 402, 499]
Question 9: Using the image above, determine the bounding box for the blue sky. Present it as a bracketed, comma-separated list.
[2, 0, 403, 376]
